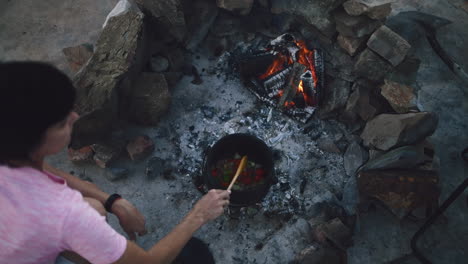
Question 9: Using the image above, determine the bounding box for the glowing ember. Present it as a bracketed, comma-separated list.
[258, 38, 320, 108]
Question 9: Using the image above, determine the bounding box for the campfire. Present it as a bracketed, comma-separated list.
[237, 33, 325, 123]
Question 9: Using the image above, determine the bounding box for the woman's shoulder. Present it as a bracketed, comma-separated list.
[0, 165, 78, 204]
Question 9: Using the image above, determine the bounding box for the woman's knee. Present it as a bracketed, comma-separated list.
[83, 197, 106, 217]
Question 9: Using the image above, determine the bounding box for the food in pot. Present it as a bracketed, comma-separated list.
[211, 153, 266, 190]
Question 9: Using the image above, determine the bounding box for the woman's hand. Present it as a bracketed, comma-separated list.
[189, 189, 230, 225]
[111, 198, 147, 240]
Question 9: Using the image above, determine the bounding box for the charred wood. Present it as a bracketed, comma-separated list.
[263, 66, 292, 97]
[279, 63, 306, 107]
[301, 70, 315, 97]
[238, 52, 276, 79]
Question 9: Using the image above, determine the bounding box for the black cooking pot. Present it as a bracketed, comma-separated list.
[202, 133, 275, 206]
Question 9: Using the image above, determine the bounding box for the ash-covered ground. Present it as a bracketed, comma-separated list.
[49, 43, 353, 263]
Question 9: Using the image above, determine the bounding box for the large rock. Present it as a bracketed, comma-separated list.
[68, 146, 94, 162]
[357, 169, 439, 218]
[294, 245, 342, 264]
[186, 0, 219, 51]
[361, 112, 439, 151]
[71, 4, 147, 148]
[129, 73, 171, 125]
[337, 34, 366, 56]
[354, 48, 393, 81]
[343, 81, 377, 122]
[62, 44, 93, 73]
[324, 43, 356, 82]
[270, 0, 346, 37]
[126, 135, 155, 160]
[318, 76, 351, 118]
[135, 0, 186, 41]
[314, 218, 353, 250]
[334, 9, 381, 38]
[91, 143, 123, 168]
[367, 25, 411, 66]
[361, 144, 427, 171]
[343, 0, 392, 20]
[380, 79, 417, 113]
[216, 0, 254, 15]
[344, 141, 369, 176]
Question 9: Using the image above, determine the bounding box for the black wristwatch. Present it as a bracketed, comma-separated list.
[104, 193, 122, 213]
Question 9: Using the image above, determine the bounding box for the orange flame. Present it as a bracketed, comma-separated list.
[259, 54, 291, 80]
[258, 39, 319, 107]
[295, 40, 318, 88]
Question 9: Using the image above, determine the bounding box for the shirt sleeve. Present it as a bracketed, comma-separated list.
[60, 191, 127, 264]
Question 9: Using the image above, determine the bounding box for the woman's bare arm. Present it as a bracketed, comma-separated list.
[114, 189, 230, 264]
[43, 162, 147, 239]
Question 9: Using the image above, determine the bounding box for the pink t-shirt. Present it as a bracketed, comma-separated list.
[0, 166, 127, 264]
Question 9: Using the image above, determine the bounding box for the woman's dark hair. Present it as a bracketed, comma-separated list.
[0, 62, 76, 164]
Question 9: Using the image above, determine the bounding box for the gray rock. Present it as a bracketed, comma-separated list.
[340, 176, 359, 215]
[316, 218, 353, 250]
[342, 0, 367, 16]
[334, 9, 381, 38]
[294, 244, 342, 264]
[270, 0, 345, 37]
[364, 3, 391, 20]
[323, 43, 356, 82]
[361, 145, 427, 171]
[71, 8, 147, 148]
[343, 0, 392, 20]
[368, 149, 384, 160]
[354, 48, 393, 81]
[126, 135, 155, 160]
[185, 0, 219, 51]
[380, 79, 417, 113]
[361, 112, 439, 151]
[67, 146, 94, 163]
[367, 25, 411, 67]
[318, 138, 342, 154]
[150, 55, 169, 72]
[344, 141, 369, 176]
[216, 0, 254, 15]
[318, 76, 351, 118]
[135, 0, 186, 41]
[343, 81, 377, 122]
[91, 143, 123, 168]
[337, 34, 366, 56]
[128, 73, 171, 125]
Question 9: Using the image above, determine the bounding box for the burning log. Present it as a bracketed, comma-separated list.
[236, 33, 325, 122]
[279, 62, 307, 108]
[301, 70, 315, 97]
[263, 66, 292, 97]
[268, 33, 300, 59]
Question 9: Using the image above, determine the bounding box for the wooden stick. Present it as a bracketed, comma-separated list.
[227, 155, 248, 191]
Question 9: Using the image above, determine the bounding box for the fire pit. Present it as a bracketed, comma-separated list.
[202, 133, 275, 206]
[236, 33, 325, 123]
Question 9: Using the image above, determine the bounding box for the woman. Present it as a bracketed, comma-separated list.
[0, 62, 230, 264]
